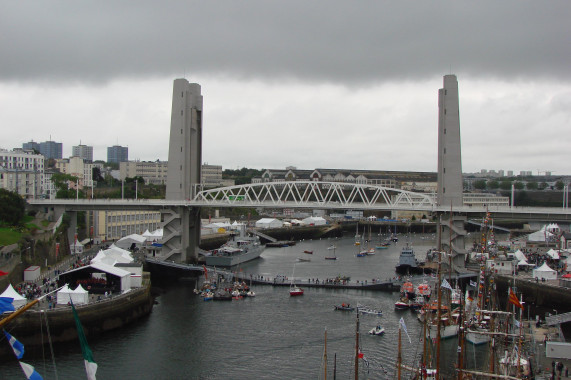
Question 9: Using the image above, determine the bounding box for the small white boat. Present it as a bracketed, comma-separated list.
[296, 257, 311, 262]
[368, 325, 385, 335]
[357, 305, 383, 316]
[246, 290, 256, 297]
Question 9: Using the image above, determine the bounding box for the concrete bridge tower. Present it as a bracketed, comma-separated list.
[160, 79, 203, 263]
[436, 74, 467, 269]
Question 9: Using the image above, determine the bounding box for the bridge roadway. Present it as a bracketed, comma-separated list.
[30, 197, 571, 220]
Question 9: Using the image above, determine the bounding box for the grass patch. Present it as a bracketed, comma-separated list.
[0, 228, 22, 246]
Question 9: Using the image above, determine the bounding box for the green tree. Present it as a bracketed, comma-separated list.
[92, 167, 105, 183]
[526, 181, 538, 190]
[538, 182, 548, 190]
[474, 179, 487, 190]
[487, 180, 499, 189]
[514, 181, 525, 190]
[0, 189, 26, 226]
[499, 180, 512, 190]
[555, 181, 565, 190]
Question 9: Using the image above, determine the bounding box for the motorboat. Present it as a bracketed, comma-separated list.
[334, 304, 355, 311]
[289, 285, 304, 296]
[368, 325, 385, 336]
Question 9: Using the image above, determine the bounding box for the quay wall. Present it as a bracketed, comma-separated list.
[495, 275, 571, 318]
[0, 276, 154, 357]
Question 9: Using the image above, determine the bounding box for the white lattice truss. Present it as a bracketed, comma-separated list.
[193, 181, 436, 210]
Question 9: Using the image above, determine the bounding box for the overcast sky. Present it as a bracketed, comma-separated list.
[1, 1, 570, 175]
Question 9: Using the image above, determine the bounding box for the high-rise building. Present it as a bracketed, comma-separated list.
[22, 141, 40, 152]
[40, 140, 63, 159]
[107, 145, 128, 164]
[72, 144, 93, 162]
[437, 74, 463, 207]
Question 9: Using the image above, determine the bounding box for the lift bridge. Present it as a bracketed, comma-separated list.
[192, 181, 436, 210]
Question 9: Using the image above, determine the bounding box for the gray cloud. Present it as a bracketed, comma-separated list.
[1, 1, 570, 85]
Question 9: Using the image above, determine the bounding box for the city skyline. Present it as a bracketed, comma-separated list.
[1, 2, 570, 175]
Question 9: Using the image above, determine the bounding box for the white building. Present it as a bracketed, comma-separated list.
[0, 149, 44, 199]
[93, 210, 162, 242]
[55, 157, 103, 190]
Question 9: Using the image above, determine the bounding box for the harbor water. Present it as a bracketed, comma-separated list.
[0, 233, 490, 379]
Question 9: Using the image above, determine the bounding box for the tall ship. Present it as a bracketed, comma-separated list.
[395, 245, 424, 275]
[205, 225, 265, 267]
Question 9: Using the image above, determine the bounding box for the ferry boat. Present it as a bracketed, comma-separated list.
[205, 225, 265, 267]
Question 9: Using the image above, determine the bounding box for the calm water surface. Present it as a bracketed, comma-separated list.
[1, 233, 489, 379]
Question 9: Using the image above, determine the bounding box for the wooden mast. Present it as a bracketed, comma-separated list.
[398, 324, 402, 380]
[436, 247, 443, 378]
[354, 312, 359, 380]
[324, 328, 327, 380]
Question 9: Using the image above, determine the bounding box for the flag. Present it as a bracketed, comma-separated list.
[4, 330, 24, 359]
[71, 302, 98, 380]
[202, 265, 208, 280]
[0, 297, 15, 313]
[19, 362, 43, 380]
[399, 317, 412, 343]
[508, 288, 523, 310]
[441, 279, 453, 291]
[469, 280, 476, 287]
[358, 348, 369, 367]
[0, 270, 8, 276]
[514, 319, 521, 328]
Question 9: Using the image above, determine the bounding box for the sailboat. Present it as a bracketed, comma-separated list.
[324, 244, 337, 260]
[289, 263, 304, 296]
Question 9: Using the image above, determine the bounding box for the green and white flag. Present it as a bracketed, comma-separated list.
[71, 301, 98, 380]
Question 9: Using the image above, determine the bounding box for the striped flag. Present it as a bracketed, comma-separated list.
[71, 301, 98, 380]
[19, 362, 43, 380]
[508, 288, 523, 310]
[4, 330, 24, 359]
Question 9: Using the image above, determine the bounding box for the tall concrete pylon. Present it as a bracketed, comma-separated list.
[437, 74, 463, 208]
[161, 79, 203, 263]
[436, 75, 467, 270]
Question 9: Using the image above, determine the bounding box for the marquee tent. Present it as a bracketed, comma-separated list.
[255, 218, 283, 229]
[70, 284, 89, 305]
[546, 249, 560, 260]
[532, 263, 557, 281]
[514, 249, 527, 261]
[56, 284, 74, 305]
[301, 216, 327, 226]
[115, 234, 146, 250]
[0, 284, 27, 309]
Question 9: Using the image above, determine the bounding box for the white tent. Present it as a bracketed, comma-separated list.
[90, 261, 131, 292]
[517, 259, 534, 267]
[532, 263, 557, 280]
[57, 284, 74, 305]
[527, 226, 555, 242]
[514, 249, 527, 261]
[301, 216, 327, 226]
[546, 249, 560, 260]
[70, 284, 89, 305]
[91, 246, 134, 266]
[0, 284, 27, 309]
[115, 234, 146, 250]
[255, 218, 283, 229]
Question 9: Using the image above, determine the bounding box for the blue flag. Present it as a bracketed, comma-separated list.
[0, 297, 15, 313]
[4, 330, 24, 359]
[19, 362, 43, 380]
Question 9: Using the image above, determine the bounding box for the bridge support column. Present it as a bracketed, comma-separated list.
[437, 213, 468, 271]
[160, 207, 200, 263]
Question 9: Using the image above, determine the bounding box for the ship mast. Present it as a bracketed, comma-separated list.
[354, 313, 359, 380]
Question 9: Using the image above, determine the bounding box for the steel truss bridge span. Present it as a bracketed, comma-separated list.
[193, 181, 436, 211]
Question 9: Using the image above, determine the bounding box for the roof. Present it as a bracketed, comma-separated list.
[117, 234, 146, 244]
[535, 262, 555, 272]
